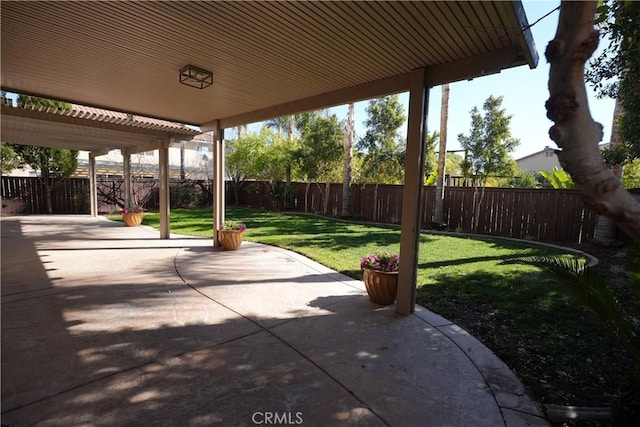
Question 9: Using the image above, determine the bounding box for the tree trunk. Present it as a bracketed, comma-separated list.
[434, 84, 449, 226]
[342, 103, 354, 217]
[233, 179, 240, 205]
[317, 181, 331, 216]
[44, 181, 53, 214]
[547, 1, 640, 241]
[41, 170, 54, 214]
[473, 185, 486, 233]
[593, 98, 624, 246]
[304, 182, 311, 213]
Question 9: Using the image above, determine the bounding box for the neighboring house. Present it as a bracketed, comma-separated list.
[74, 133, 213, 180]
[516, 143, 612, 174]
[516, 146, 560, 173]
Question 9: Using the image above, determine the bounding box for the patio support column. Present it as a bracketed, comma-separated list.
[89, 153, 97, 217]
[212, 124, 225, 247]
[123, 149, 132, 210]
[158, 140, 171, 239]
[397, 68, 430, 316]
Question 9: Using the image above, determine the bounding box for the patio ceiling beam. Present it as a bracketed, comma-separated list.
[424, 46, 530, 87]
[203, 73, 412, 131]
[90, 148, 110, 157]
[123, 140, 171, 156]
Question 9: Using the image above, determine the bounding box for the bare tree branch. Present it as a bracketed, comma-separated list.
[546, 1, 640, 241]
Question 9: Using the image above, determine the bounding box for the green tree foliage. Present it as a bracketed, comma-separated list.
[295, 110, 343, 214]
[9, 144, 78, 213]
[622, 158, 640, 189]
[1, 143, 20, 174]
[424, 131, 438, 179]
[254, 128, 291, 184]
[295, 110, 343, 182]
[226, 132, 264, 205]
[458, 96, 520, 185]
[355, 95, 406, 184]
[17, 94, 72, 111]
[266, 115, 299, 187]
[539, 166, 575, 189]
[458, 95, 519, 230]
[586, 0, 640, 163]
[502, 169, 539, 188]
[445, 152, 464, 176]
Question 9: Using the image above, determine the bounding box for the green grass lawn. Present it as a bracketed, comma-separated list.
[111, 206, 633, 407]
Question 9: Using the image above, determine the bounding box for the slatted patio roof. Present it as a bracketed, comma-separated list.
[1, 0, 537, 141]
[0, 0, 540, 313]
[0, 103, 200, 153]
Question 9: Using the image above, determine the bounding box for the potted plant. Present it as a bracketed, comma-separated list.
[218, 220, 247, 250]
[360, 251, 399, 305]
[122, 206, 144, 227]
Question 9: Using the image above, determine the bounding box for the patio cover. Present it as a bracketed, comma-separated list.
[1, 1, 538, 315]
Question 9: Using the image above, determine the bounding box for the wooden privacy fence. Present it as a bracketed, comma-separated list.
[232, 181, 602, 243]
[1, 177, 89, 214]
[4, 176, 633, 244]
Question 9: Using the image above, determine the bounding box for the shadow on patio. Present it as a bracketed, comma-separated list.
[1, 215, 547, 426]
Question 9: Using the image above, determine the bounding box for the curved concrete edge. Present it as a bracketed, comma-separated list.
[239, 241, 550, 426]
[123, 223, 554, 426]
[413, 307, 548, 425]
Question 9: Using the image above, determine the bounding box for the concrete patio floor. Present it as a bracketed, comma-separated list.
[1, 215, 548, 426]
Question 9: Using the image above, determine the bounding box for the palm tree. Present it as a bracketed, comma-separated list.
[505, 248, 640, 425]
[342, 103, 355, 217]
[265, 117, 289, 137]
[433, 84, 450, 226]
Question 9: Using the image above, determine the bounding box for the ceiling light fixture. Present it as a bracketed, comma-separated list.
[179, 65, 213, 89]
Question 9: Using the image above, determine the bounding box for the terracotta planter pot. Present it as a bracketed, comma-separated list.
[363, 269, 398, 305]
[218, 229, 244, 250]
[123, 212, 144, 227]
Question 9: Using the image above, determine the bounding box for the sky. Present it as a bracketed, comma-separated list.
[246, 1, 616, 160]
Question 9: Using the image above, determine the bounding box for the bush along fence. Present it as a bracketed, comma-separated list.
[4, 176, 637, 244]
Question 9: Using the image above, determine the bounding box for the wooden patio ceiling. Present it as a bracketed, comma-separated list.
[1, 0, 538, 143]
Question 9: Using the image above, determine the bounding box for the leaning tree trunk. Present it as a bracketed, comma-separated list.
[434, 84, 450, 226]
[546, 1, 640, 241]
[342, 103, 354, 217]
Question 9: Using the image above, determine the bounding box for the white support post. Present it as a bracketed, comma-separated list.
[158, 141, 171, 239]
[212, 125, 225, 247]
[396, 68, 430, 316]
[123, 149, 132, 210]
[89, 153, 98, 217]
